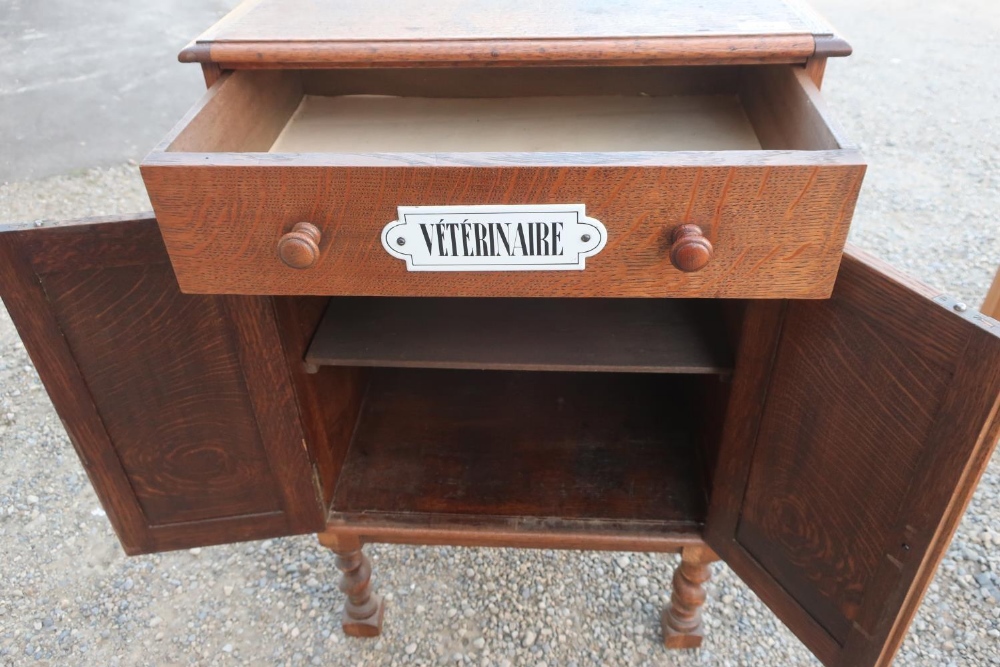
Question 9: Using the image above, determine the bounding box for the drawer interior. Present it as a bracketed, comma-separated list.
[162, 65, 852, 156]
[270, 95, 762, 153]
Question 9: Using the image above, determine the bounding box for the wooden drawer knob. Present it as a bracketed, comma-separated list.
[670, 225, 713, 273]
[278, 222, 322, 269]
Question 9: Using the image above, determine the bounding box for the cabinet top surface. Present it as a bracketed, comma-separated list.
[180, 0, 848, 68]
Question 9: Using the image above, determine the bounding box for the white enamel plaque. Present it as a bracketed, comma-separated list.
[381, 204, 608, 272]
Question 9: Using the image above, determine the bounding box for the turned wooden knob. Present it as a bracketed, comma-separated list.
[277, 222, 322, 269]
[669, 225, 713, 273]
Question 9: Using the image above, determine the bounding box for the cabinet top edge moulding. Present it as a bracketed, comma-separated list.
[179, 0, 851, 69]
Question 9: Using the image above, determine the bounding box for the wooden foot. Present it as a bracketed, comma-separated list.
[662, 544, 718, 649]
[318, 532, 385, 638]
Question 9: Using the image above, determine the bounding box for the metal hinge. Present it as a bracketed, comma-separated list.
[934, 295, 1000, 333]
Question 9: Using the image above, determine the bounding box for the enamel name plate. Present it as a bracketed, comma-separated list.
[381, 204, 608, 272]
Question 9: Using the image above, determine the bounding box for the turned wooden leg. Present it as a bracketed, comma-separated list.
[662, 544, 719, 649]
[318, 532, 385, 637]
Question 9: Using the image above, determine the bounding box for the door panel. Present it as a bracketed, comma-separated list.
[706, 246, 1000, 666]
[0, 214, 325, 553]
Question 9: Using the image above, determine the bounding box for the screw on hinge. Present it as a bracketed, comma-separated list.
[954, 302, 968, 313]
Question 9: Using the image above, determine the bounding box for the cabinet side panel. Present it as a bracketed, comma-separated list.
[272, 297, 367, 509]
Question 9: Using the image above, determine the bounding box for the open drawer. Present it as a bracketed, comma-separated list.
[141, 65, 865, 298]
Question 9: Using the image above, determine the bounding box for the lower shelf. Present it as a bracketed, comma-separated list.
[330, 369, 708, 545]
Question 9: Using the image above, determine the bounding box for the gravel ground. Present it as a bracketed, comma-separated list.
[1, 0, 999, 665]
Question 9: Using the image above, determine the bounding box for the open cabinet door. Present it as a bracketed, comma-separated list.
[0, 214, 325, 554]
[705, 247, 1000, 666]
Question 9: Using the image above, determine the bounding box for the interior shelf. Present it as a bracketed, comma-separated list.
[306, 298, 733, 374]
[331, 369, 707, 536]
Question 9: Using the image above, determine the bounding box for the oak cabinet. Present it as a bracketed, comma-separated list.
[2, 1, 999, 665]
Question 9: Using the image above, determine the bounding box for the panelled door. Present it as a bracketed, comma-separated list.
[0, 214, 326, 554]
[706, 246, 1000, 666]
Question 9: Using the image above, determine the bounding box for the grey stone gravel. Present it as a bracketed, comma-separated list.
[1, 0, 999, 665]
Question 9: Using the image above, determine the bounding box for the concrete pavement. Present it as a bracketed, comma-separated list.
[0, 0, 236, 182]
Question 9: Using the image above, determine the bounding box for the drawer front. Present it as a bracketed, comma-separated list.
[144, 160, 863, 298]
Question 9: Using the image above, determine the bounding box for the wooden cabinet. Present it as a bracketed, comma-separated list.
[2, 1, 998, 665]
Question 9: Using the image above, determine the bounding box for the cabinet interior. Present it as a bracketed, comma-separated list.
[299, 296, 743, 540]
[164, 65, 847, 155]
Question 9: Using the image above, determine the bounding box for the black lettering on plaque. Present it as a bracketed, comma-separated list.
[487, 223, 497, 256]
[474, 222, 488, 257]
[461, 221, 472, 256]
[448, 223, 459, 256]
[552, 222, 563, 256]
[435, 222, 449, 256]
[497, 223, 513, 256]
[537, 222, 550, 255]
[514, 224, 528, 256]
[420, 224, 434, 254]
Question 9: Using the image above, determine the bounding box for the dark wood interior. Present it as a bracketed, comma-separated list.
[306, 297, 734, 374]
[329, 368, 708, 538]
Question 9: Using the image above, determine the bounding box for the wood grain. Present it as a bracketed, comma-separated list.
[0, 215, 325, 553]
[177, 0, 848, 68]
[144, 161, 864, 298]
[332, 369, 707, 530]
[740, 66, 851, 150]
[662, 544, 720, 649]
[163, 70, 301, 153]
[983, 266, 1000, 318]
[326, 514, 701, 553]
[142, 65, 864, 299]
[706, 246, 1000, 666]
[306, 298, 733, 374]
[300, 66, 743, 99]
[272, 296, 367, 509]
[44, 265, 284, 526]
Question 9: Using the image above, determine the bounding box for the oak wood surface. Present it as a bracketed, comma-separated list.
[740, 65, 848, 150]
[331, 369, 707, 531]
[669, 225, 715, 273]
[662, 545, 720, 649]
[178, 0, 845, 68]
[272, 297, 367, 510]
[984, 266, 1000, 318]
[325, 515, 702, 553]
[0, 214, 326, 553]
[143, 67, 864, 299]
[299, 66, 744, 99]
[145, 160, 864, 298]
[705, 246, 1000, 667]
[306, 298, 732, 374]
[317, 535, 386, 638]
